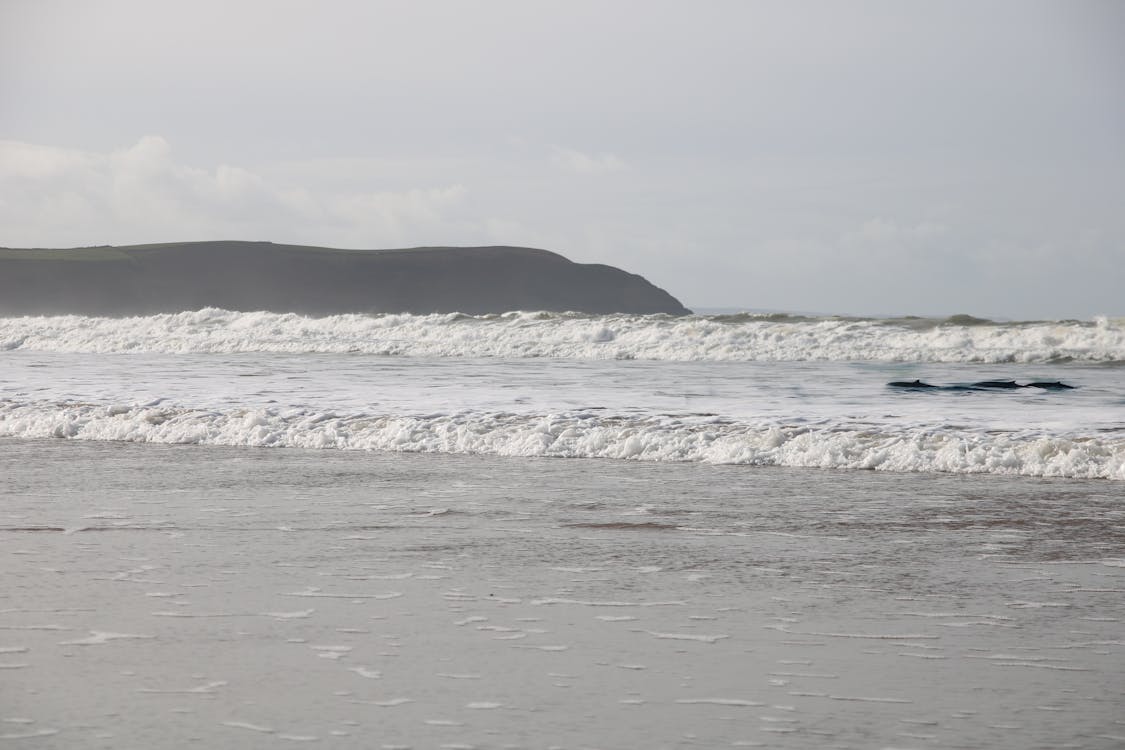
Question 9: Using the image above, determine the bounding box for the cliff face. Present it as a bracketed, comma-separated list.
[0, 242, 691, 316]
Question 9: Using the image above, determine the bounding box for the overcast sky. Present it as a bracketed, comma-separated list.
[2, 0, 1122, 318]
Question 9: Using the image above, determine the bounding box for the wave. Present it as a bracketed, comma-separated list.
[2, 399, 1121, 480]
[1, 309, 1122, 363]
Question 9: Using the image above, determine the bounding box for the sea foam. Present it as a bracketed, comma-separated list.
[2, 309, 1123, 363]
[2, 400, 1121, 480]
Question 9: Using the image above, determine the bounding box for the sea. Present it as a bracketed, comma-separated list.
[2, 310, 1124, 749]
[2, 309, 1124, 478]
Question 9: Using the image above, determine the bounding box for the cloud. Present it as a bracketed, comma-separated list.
[0, 137, 469, 248]
[326, 185, 469, 246]
[845, 217, 950, 247]
[0, 140, 94, 180]
[550, 147, 627, 175]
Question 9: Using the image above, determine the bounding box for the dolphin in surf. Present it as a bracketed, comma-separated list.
[887, 380, 940, 389]
[887, 379, 1077, 391]
[971, 380, 1023, 389]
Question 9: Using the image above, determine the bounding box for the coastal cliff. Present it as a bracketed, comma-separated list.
[0, 241, 690, 316]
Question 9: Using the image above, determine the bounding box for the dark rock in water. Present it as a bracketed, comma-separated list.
[1026, 381, 1076, 390]
[0, 241, 691, 316]
[888, 380, 939, 389]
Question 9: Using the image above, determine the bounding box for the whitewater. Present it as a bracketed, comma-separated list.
[3, 308, 1123, 362]
[2, 310, 1123, 479]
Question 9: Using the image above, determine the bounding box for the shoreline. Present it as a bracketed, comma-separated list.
[3, 440, 1122, 748]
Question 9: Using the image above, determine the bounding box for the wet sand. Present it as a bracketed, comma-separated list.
[2, 440, 1123, 748]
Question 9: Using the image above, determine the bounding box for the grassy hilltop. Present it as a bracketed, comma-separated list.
[0, 241, 690, 316]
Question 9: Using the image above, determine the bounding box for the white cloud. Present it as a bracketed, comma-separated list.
[550, 147, 627, 175]
[0, 137, 470, 248]
[326, 186, 469, 246]
[0, 140, 94, 180]
[848, 217, 950, 246]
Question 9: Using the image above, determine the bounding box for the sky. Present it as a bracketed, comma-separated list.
[1, 0, 1122, 318]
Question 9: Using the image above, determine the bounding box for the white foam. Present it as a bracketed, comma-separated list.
[532, 598, 685, 607]
[137, 680, 227, 694]
[282, 587, 401, 599]
[260, 609, 315, 620]
[59, 631, 154, 645]
[0, 730, 59, 740]
[3, 399, 1121, 479]
[2, 309, 1122, 363]
[222, 721, 274, 733]
[827, 695, 913, 704]
[674, 698, 763, 707]
[641, 631, 729, 643]
[348, 698, 413, 707]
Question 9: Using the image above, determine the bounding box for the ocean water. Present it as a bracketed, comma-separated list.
[2, 310, 1124, 748]
[1, 310, 1123, 479]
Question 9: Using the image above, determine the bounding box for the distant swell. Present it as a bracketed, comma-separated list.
[2, 400, 1121, 480]
[2, 309, 1123, 363]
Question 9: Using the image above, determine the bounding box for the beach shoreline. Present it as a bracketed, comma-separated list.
[3, 440, 1122, 748]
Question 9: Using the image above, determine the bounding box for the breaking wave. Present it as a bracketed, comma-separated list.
[2, 399, 1121, 480]
[2, 309, 1123, 363]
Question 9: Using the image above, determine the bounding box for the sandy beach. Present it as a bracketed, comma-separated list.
[3, 439, 1122, 749]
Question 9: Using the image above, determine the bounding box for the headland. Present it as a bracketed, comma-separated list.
[0, 241, 690, 316]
